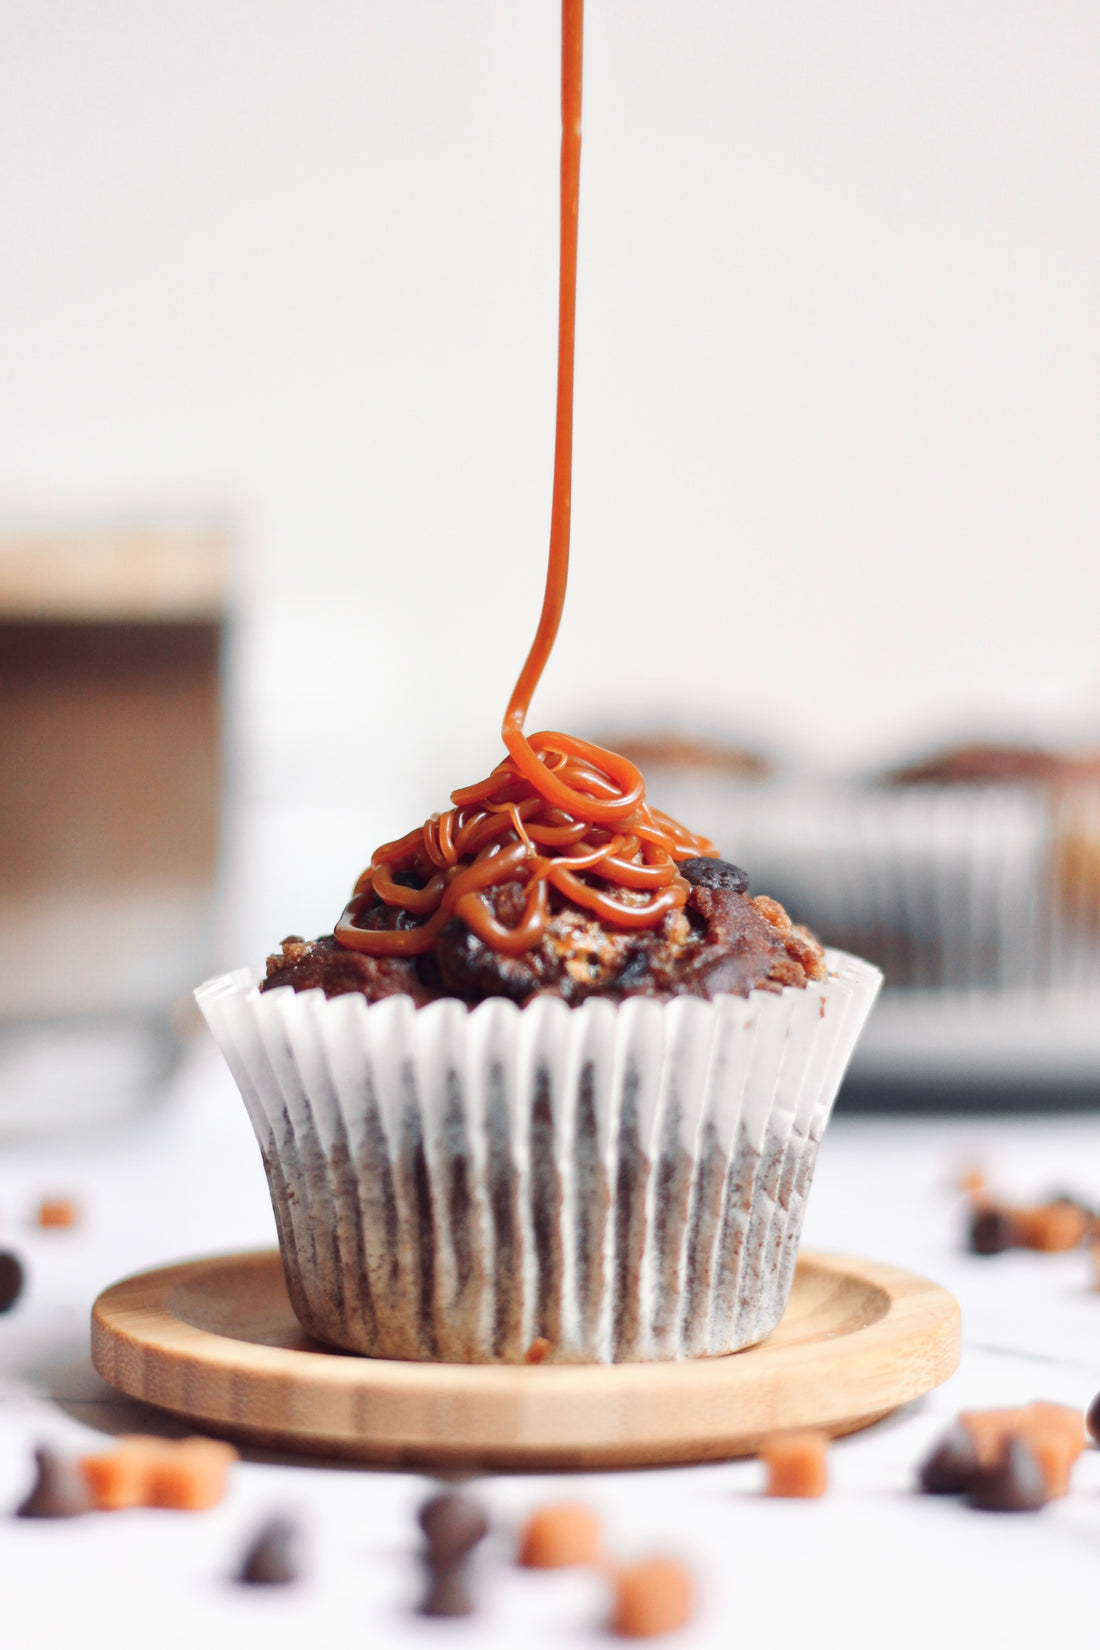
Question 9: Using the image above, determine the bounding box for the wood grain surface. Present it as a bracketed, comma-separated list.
[91, 1249, 960, 1470]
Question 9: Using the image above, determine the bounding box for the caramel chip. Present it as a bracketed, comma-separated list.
[1022, 1402, 1084, 1459]
[1017, 1428, 1075, 1499]
[37, 1199, 77, 1230]
[146, 1437, 238, 1510]
[1016, 1403, 1084, 1497]
[957, 1403, 1084, 1495]
[518, 1502, 602, 1569]
[1013, 1204, 1091, 1253]
[80, 1434, 237, 1512]
[80, 1438, 158, 1510]
[610, 1558, 694, 1640]
[760, 1430, 829, 1498]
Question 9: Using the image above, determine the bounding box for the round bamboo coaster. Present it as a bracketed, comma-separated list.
[91, 1249, 959, 1470]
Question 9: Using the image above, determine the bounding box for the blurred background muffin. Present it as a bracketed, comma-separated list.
[888, 742, 1100, 945]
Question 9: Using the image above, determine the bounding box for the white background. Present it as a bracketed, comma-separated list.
[2, 0, 1099, 949]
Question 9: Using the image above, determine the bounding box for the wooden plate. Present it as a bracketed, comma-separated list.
[91, 1249, 959, 1470]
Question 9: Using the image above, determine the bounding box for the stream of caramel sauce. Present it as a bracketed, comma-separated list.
[336, 0, 715, 960]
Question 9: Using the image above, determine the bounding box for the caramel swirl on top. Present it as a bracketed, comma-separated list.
[335, 0, 716, 962]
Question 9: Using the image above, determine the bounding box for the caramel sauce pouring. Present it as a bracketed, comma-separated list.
[336, 0, 716, 961]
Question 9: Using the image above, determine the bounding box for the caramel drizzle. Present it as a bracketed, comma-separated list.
[335, 0, 715, 962]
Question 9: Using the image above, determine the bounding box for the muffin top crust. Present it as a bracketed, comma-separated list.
[262, 856, 825, 1010]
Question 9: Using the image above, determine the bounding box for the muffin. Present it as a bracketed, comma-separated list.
[199, 837, 879, 1364]
[198, 0, 880, 1367]
[890, 742, 1100, 982]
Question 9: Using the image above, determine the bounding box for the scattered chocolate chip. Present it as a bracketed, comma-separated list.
[0, 1251, 24, 1313]
[677, 857, 749, 894]
[418, 1492, 487, 1569]
[15, 1447, 94, 1519]
[1086, 1391, 1100, 1445]
[420, 1562, 473, 1618]
[968, 1437, 1048, 1512]
[238, 1516, 302, 1585]
[968, 1206, 1016, 1255]
[918, 1423, 980, 1494]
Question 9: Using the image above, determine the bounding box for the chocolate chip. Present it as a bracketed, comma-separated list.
[968, 1437, 1048, 1512]
[968, 1207, 1016, 1255]
[15, 1447, 94, 1519]
[613, 948, 654, 992]
[677, 858, 749, 893]
[0, 1252, 24, 1314]
[238, 1516, 302, 1585]
[1086, 1390, 1100, 1445]
[392, 869, 426, 890]
[418, 1492, 488, 1568]
[420, 1561, 473, 1618]
[918, 1423, 980, 1494]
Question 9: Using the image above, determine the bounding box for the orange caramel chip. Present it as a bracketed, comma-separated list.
[609, 1558, 695, 1640]
[958, 1403, 1084, 1488]
[1013, 1203, 1091, 1252]
[518, 1502, 603, 1569]
[751, 895, 792, 936]
[525, 1337, 551, 1366]
[80, 1438, 161, 1511]
[146, 1437, 238, 1510]
[79, 1434, 237, 1512]
[958, 1168, 987, 1198]
[37, 1199, 78, 1230]
[1021, 1403, 1085, 1460]
[1016, 1428, 1076, 1499]
[760, 1430, 829, 1498]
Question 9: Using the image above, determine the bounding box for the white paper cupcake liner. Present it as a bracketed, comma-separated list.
[197, 950, 881, 1365]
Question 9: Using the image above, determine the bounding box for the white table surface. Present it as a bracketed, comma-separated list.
[1, 1040, 1098, 1650]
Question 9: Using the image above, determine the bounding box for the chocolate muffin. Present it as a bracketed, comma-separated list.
[197, 0, 882, 1368]
[262, 858, 825, 1010]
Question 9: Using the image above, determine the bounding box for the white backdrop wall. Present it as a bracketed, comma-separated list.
[2, 1, 1099, 946]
